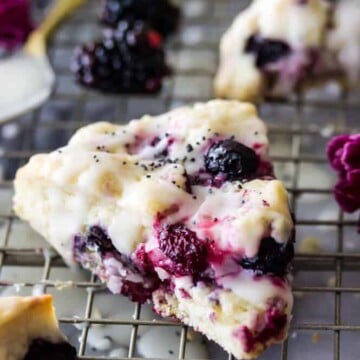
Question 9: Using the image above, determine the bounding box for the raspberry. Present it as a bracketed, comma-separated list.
[239, 237, 294, 277]
[24, 339, 77, 360]
[71, 19, 170, 94]
[120, 279, 157, 303]
[245, 34, 291, 67]
[205, 139, 259, 181]
[101, 0, 181, 37]
[158, 224, 208, 276]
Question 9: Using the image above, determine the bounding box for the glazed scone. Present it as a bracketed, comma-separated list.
[215, 0, 360, 101]
[327, 0, 360, 85]
[0, 295, 77, 360]
[14, 100, 294, 359]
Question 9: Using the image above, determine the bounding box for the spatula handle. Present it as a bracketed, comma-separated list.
[38, 0, 86, 38]
[25, 0, 86, 56]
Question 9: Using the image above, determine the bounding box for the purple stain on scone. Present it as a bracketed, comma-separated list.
[233, 304, 287, 353]
[209, 312, 217, 322]
[24, 339, 77, 360]
[179, 288, 192, 299]
[327, 134, 360, 213]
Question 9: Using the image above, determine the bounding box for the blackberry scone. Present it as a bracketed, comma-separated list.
[215, 0, 360, 101]
[14, 100, 295, 359]
[0, 295, 77, 360]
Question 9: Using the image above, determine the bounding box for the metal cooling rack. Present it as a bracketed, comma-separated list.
[0, 0, 360, 359]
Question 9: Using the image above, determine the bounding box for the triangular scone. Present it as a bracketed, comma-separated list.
[0, 295, 77, 360]
[14, 100, 294, 359]
[215, 0, 360, 101]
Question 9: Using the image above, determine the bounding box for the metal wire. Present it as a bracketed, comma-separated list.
[0, 0, 359, 359]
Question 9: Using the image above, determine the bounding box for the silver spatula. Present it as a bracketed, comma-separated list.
[0, 0, 85, 124]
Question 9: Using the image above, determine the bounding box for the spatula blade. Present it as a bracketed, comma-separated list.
[0, 52, 55, 124]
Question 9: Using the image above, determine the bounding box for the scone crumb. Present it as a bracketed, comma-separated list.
[54, 280, 75, 290]
[299, 236, 321, 254]
[312, 332, 320, 344]
[293, 291, 305, 299]
[327, 276, 336, 288]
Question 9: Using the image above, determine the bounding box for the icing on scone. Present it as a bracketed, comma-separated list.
[215, 0, 360, 101]
[0, 295, 77, 360]
[14, 100, 294, 359]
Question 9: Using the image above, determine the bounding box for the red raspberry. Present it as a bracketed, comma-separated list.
[158, 224, 208, 276]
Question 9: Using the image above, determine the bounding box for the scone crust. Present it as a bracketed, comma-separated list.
[0, 295, 64, 360]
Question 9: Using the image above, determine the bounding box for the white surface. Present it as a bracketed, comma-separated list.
[138, 327, 208, 359]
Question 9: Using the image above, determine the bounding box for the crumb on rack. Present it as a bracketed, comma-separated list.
[327, 276, 336, 288]
[53, 280, 75, 290]
[299, 236, 321, 254]
[312, 332, 320, 344]
[293, 291, 305, 299]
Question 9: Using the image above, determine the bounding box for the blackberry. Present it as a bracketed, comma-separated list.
[245, 34, 291, 68]
[239, 237, 294, 277]
[24, 339, 77, 360]
[71, 20, 170, 94]
[205, 139, 259, 180]
[159, 223, 208, 276]
[101, 0, 180, 37]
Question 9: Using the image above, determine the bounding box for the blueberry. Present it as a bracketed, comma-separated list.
[24, 339, 77, 360]
[245, 34, 291, 67]
[205, 140, 259, 180]
[74, 227, 160, 304]
[87, 226, 115, 253]
[239, 237, 294, 277]
[159, 224, 208, 275]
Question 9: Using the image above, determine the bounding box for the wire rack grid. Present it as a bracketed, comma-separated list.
[0, 0, 360, 359]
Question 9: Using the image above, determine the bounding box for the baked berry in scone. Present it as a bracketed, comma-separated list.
[214, 0, 360, 101]
[327, 0, 360, 86]
[14, 100, 294, 359]
[0, 295, 77, 360]
[71, 19, 170, 94]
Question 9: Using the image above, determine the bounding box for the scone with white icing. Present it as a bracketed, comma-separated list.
[0, 295, 77, 360]
[14, 100, 295, 359]
[215, 0, 360, 101]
